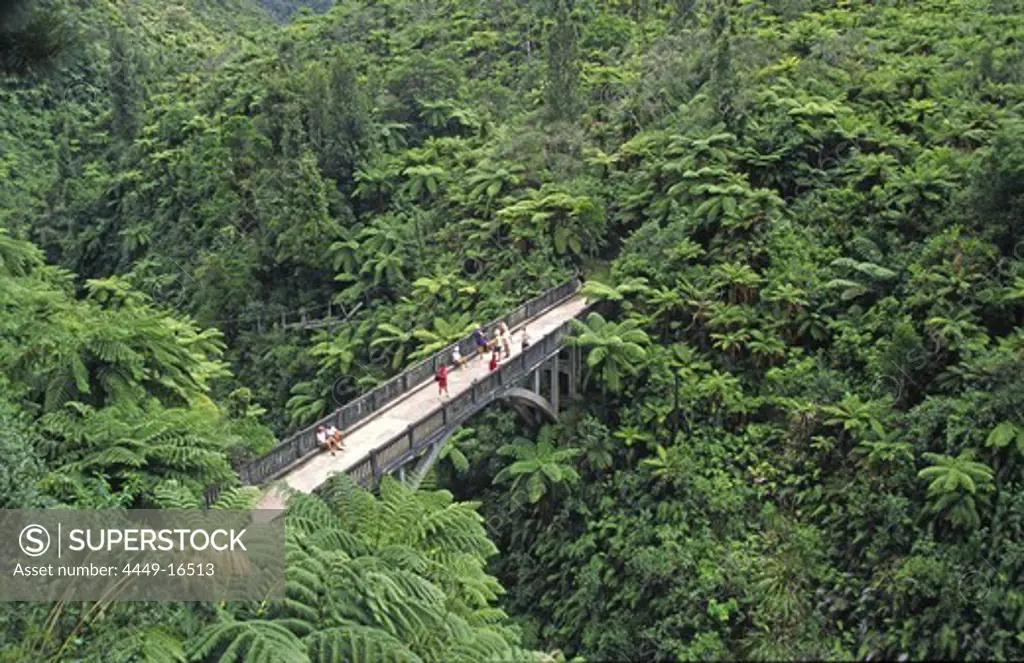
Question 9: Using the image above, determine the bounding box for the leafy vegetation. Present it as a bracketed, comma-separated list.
[2, 0, 1024, 660]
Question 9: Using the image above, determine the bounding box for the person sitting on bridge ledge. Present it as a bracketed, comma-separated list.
[318, 425, 342, 455]
[326, 424, 344, 453]
[452, 346, 466, 368]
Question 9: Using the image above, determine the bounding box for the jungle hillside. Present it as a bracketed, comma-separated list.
[1, 0, 1024, 660]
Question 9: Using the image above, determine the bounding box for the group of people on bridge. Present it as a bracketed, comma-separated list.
[316, 423, 344, 455]
[435, 322, 531, 398]
[315, 321, 534, 456]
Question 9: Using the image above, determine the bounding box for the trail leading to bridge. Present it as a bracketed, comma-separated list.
[255, 292, 590, 512]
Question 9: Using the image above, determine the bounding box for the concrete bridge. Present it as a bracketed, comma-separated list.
[203, 277, 591, 513]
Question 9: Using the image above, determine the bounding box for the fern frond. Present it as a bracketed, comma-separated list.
[304, 625, 423, 663]
[186, 620, 310, 663]
[212, 486, 261, 510]
[442, 629, 539, 663]
[152, 479, 201, 509]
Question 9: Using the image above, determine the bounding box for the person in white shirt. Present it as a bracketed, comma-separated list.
[498, 322, 511, 358]
[452, 346, 464, 368]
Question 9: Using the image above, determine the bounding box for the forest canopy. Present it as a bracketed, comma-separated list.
[1, 0, 1023, 660]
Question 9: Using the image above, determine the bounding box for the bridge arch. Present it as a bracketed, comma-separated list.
[399, 386, 559, 489]
[500, 387, 560, 425]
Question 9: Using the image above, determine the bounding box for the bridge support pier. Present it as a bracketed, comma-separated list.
[533, 368, 540, 394]
[569, 346, 579, 396]
[550, 355, 559, 414]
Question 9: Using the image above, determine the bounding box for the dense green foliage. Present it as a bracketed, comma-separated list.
[2, 0, 1024, 660]
[0, 474, 553, 661]
[0, 0, 78, 75]
[435, 1, 1024, 659]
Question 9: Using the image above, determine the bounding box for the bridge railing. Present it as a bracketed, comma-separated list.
[345, 305, 585, 489]
[221, 275, 581, 495]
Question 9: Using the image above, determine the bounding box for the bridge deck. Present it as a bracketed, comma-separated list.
[256, 293, 590, 511]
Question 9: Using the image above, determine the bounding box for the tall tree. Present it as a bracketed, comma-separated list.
[544, 0, 580, 121]
[107, 26, 142, 142]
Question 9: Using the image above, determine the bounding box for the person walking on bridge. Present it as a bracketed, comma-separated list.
[497, 321, 511, 358]
[472, 325, 488, 361]
[435, 363, 449, 399]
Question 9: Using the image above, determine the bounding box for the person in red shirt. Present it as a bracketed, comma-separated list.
[488, 349, 500, 372]
[435, 363, 449, 398]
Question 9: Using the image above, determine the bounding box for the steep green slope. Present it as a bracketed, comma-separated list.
[1, 2, 562, 660]
[9, 0, 601, 437]
[1, 0, 1023, 660]
[2, 0, 269, 253]
[433, 1, 1024, 660]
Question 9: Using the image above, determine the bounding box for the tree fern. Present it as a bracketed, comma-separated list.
[39, 401, 235, 502]
[285, 381, 330, 428]
[153, 479, 202, 509]
[374, 544, 431, 575]
[305, 625, 423, 663]
[113, 627, 189, 663]
[414, 502, 497, 561]
[180, 471, 540, 663]
[440, 630, 540, 663]
[318, 473, 379, 536]
[437, 553, 504, 611]
[187, 620, 310, 663]
[437, 427, 473, 475]
[360, 572, 444, 638]
[285, 492, 347, 535]
[277, 543, 334, 626]
[917, 450, 994, 530]
[211, 486, 261, 510]
[0, 228, 43, 277]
